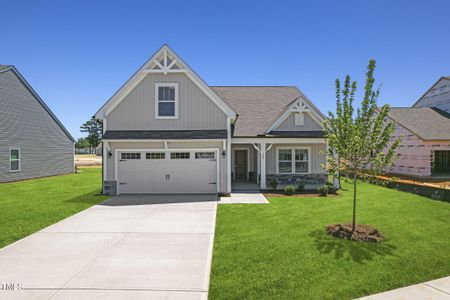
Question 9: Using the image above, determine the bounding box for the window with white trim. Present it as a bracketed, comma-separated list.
[155, 83, 178, 118]
[278, 149, 292, 173]
[195, 152, 215, 159]
[146, 152, 165, 159]
[10, 148, 20, 172]
[277, 148, 309, 174]
[295, 149, 309, 173]
[121, 153, 141, 160]
[171, 152, 190, 159]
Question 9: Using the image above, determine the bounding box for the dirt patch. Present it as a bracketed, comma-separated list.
[326, 223, 384, 242]
[75, 155, 102, 167]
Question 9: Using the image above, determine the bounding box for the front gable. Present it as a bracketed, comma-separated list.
[106, 72, 228, 130]
[267, 96, 325, 133]
[96, 45, 236, 125]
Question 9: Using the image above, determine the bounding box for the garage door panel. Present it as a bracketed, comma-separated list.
[117, 151, 217, 194]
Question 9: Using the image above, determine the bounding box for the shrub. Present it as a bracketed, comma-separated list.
[284, 185, 296, 195]
[317, 185, 329, 196]
[297, 181, 306, 193]
[269, 178, 278, 192]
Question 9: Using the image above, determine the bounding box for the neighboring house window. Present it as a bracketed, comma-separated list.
[155, 83, 178, 118]
[171, 152, 190, 159]
[10, 148, 20, 172]
[195, 152, 215, 159]
[277, 148, 310, 174]
[146, 152, 165, 159]
[121, 153, 141, 160]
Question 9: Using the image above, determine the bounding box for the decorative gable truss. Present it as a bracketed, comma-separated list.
[144, 49, 186, 75]
[95, 44, 236, 119]
[265, 96, 325, 133]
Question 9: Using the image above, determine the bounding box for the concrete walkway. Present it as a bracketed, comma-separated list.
[357, 276, 450, 300]
[219, 192, 269, 204]
[0, 195, 217, 300]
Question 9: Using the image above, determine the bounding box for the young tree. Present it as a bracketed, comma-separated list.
[80, 117, 103, 154]
[323, 60, 401, 231]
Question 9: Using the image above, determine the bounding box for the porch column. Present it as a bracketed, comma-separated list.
[226, 118, 232, 193]
[256, 151, 260, 184]
[260, 141, 266, 189]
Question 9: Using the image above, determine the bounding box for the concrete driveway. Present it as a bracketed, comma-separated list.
[0, 195, 217, 300]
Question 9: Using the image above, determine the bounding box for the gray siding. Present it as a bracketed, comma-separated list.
[107, 73, 227, 130]
[266, 143, 326, 174]
[0, 70, 74, 182]
[105, 140, 228, 193]
[273, 113, 323, 131]
[414, 78, 450, 113]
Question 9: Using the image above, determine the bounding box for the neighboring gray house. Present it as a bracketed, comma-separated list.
[96, 45, 328, 195]
[0, 65, 75, 182]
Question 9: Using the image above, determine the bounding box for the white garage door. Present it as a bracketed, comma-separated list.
[117, 150, 218, 194]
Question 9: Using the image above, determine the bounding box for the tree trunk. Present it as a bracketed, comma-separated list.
[338, 156, 341, 188]
[352, 173, 357, 231]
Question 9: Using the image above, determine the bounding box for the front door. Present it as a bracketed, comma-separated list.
[235, 150, 248, 181]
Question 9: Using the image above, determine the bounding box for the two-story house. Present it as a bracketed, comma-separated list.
[95, 45, 328, 195]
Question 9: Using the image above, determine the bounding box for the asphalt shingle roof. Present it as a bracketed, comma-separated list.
[388, 107, 450, 140]
[211, 86, 302, 137]
[0, 65, 12, 72]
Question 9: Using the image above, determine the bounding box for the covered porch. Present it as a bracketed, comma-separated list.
[230, 137, 330, 191]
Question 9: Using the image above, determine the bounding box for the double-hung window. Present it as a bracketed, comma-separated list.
[277, 148, 310, 174]
[155, 83, 178, 118]
[10, 148, 20, 172]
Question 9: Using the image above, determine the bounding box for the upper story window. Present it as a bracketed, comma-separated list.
[10, 148, 20, 172]
[155, 83, 178, 119]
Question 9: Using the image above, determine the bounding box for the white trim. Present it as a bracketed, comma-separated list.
[232, 137, 326, 144]
[275, 146, 311, 174]
[103, 139, 226, 143]
[95, 45, 236, 119]
[154, 83, 179, 119]
[265, 96, 325, 133]
[9, 147, 21, 172]
[232, 148, 250, 181]
[114, 148, 220, 195]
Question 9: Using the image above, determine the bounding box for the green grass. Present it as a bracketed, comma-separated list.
[209, 181, 450, 299]
[0, 168, 107, 248]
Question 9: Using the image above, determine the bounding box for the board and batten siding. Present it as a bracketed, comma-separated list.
[266, 143, 326, 174]
[106, 141, 228, 193]
[273, 113, 322, 131]
[0, 70, 74, 182]
[106, 73, 228, 130]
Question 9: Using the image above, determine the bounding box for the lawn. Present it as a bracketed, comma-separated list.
[209, 180, 450, 299]
[0, 168, 107, 248]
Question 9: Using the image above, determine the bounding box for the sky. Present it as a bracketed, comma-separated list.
[1, 0, 450, 139]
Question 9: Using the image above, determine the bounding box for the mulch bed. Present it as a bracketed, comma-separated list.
[326, 223, 384, 242]
[264, 192, 340, 198]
